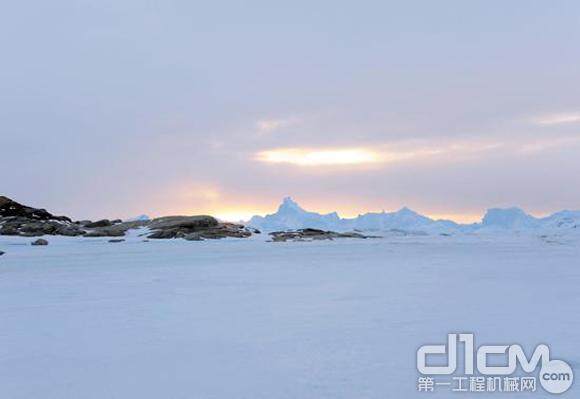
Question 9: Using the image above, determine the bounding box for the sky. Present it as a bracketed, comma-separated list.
[1, 1, 580, 222]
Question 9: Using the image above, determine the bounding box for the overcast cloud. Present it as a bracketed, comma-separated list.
[1, 1, 580, 221]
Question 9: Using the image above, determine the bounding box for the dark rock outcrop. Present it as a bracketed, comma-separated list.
[0, 196, 149, 239]
[57, 225, 86, 236]
[0, 223, 20, 236]
[269, 228, 379, 242]
[0, 196, 71, 222]
[147, 216, 252, 240]
[31, 238, 49, 246]
[0, 196, 255, 241]
[83, 220, 149, 237]
[148, 216, 219, 230]
[0, 216, 84, 237]
[84, 219, 112, 228]
[0, 197, 81, 237]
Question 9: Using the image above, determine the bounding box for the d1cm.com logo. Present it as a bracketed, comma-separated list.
[417, 333, 573, 394]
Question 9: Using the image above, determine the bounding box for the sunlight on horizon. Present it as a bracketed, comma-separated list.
[208, 205, 483, 224]
[253, 145, 485, 167]
[213, 210, 262, 223]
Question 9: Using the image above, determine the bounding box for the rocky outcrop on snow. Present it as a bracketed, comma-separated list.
[0, 196, 254, 240]
[269, 228, 378, 242]
[82, 220, 149, 237]
[0, 206, 146, 238]
[0, 218, 84, 237]
[0, 196, 71, 222]
[84, 219, 115, 228]
[147, 215, 253, 240]
[0, 196, 85, 237]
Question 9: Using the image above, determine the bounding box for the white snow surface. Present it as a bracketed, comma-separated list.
[249, 197, 580, 235]
[1, 231, 579, 398]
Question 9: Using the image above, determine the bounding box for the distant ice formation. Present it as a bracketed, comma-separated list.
[124, 214, 150, 222]
[248, 197, 580, 235]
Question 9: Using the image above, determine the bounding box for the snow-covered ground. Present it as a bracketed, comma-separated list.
[1, 232, 579, 398]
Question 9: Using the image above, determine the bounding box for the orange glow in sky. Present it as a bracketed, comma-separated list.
[195, 204, 483, 224]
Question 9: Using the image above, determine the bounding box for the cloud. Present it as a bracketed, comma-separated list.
[253, 141, 503, 167]
[517, 136, 580, 154]
[532, 112, 580, 126]
[256, 119, 282, 132]
[255, 117, 298, 134]
[255, 148, 383, 166]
